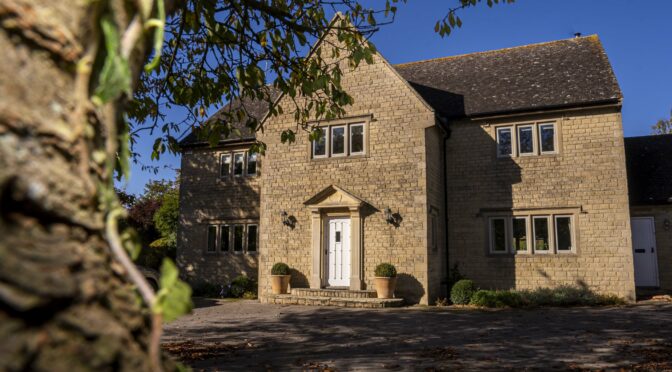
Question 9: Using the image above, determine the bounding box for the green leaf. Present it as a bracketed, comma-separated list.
[154, 258, 192, 322]
[116, 119, 131, 181]
[94, 16, 131, 103]
[144, 0, 166, 72]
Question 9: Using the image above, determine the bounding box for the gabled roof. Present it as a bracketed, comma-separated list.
[179, 86, 281, 147]
[624, 134, 672, 206]
[394, 35, 622, 118]
[181, 35, 623, 149]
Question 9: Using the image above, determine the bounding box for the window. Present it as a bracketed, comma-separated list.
[555, 216, 573, 252]
[495, 121, 558, 158]
[517, 125, 534, 155]
[533, 217, 550, 252]
[313, 127, 327, 158]
[496, 127, 512, 157]
[220, 225, 230, 252]
[488, 212, 576, 255]
[247, 225, 258, 252]
[247, 152, 258, 175]
[311, 120, 367, 159]
[331, 126, 346, 156]
[220, 154, 231, 177]
[539, 123, 556, 153]
[489, 218, 508, 253]
[512, 217, 529, 253]
[350, 123, 365, 155]
[233, 225, 244, 252]
[233, 153, 244, 176]
[207, 225, 217, 252]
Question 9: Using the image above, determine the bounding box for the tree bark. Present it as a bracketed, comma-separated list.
[0, 1, 171, 370]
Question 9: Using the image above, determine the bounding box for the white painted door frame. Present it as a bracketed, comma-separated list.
[631, 217, 660, 287]
[324, 217, 351, 287]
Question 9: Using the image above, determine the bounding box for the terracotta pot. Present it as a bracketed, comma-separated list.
[374, 277, 397, 299]
[270, 275, 291, 294]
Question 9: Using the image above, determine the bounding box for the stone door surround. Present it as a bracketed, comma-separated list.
[304, 185, 365, 290]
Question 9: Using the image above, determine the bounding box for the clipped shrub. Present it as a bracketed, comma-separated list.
[468, 285, 626, 308]
[470, 290, 523, 308]
[230, 275, 257, 298]
[450, 279, 477, 305]
[521, 285, 624, 307]
[190, 280, 221, 298]
[271, 262, 291, 275]
[374, 263, 397, 277]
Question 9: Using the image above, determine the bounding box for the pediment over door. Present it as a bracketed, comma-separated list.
[303, 185, 366, 209]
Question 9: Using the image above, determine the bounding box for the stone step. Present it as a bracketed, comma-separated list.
[290, 288, 378, 299]
[263, 294, 404, 309]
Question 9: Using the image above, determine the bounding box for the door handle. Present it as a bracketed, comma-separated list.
[651, 247, 655, 253]
[635, 249, 645, 253]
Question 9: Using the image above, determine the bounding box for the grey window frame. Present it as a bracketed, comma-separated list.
[330, 125, 347, 157]
[538, 122, 557, 154]
[207, 225, 217, 253]
[496, 127, 513, 158]
[532, 216, 551, 254]
[517, 124, 535, 156]
[489, 217, 509, 254]
[246, 152, 258, 176]
[349, 122, 366, 156]
[233, 152, 245, 176]
[554, 215, 575, 253]
[312, 126, 328, 158]
[246, 224, 258, 254]
[220, 153, 232, 178]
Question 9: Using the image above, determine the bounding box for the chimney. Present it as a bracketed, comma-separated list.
[574, 32, 582, 38]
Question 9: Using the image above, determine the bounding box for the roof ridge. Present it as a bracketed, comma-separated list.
[394, 34, 600, 68]
[626, 133, 672, 140]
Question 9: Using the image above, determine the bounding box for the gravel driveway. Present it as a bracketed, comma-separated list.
[162, 298, 672, 371]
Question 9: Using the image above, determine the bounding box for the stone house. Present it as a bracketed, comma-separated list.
[625, 134, 672, 291]
[178, 33, 669, 305]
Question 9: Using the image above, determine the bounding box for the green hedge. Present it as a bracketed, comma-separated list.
[450, 279, 477, 305]
[469, 286, 625, 308]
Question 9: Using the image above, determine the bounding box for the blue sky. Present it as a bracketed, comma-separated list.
[120, 0, 672, 195]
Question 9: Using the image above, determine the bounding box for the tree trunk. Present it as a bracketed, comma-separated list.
[0, 1, 170, 370]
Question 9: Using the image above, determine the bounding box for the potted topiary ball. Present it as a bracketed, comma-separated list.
[270, 262, 291, 294]
[374, 263, 397, 299]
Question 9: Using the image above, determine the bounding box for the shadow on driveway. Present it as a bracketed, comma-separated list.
[163, 300, 672, 371]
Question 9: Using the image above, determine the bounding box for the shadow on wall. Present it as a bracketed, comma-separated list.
[435, 82, 522, 294]
[177, 146, 261, 287]
[290, 268, 309, 289]
[396, 273, 425, 304]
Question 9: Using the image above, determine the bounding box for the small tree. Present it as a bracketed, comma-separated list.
[652, 109, 672, 135]
[152, 187, 179, 249]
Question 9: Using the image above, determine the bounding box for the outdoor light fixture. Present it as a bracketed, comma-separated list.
[384, 207, 396, 225]
[281, 211, 291, 226]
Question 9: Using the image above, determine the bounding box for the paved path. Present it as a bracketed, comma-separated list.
[163, 299, 672, 371]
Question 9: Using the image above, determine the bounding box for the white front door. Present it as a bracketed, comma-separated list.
[325, 217, 351, 287]
[631, 217, 660, 287]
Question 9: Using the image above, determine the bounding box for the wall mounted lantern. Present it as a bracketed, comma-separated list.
[281, 211, 297, 229]
[384, 207, 400, 226]
[281, 211, 291, 226]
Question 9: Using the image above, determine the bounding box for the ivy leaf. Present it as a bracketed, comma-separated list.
[154, 258, 192, 322]
[94, 15, 131, 103]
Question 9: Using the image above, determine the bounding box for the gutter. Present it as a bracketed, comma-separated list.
[436, 115, 451, 297]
